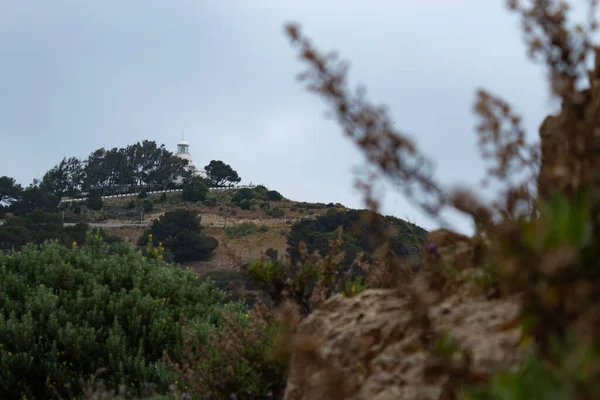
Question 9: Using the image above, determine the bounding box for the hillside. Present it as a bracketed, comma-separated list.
[96, 191, 335, 275]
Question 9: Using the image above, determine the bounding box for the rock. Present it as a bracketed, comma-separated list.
[283, 230, 526, 400]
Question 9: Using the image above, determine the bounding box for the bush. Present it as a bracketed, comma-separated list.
[181, 177, 209, 203]
[142, 199, 154, 212]
[260, 202, 271, 211]
[231, 188, 255, 204]
[203, 196, 217, 207]
[266, 190, 283, 201]
[159, 192, 168, 203]
[124, 199, 136, 210]
[239, 198, 253, 210]
[266, 207, 285, 218]
[139, 209, 218, 263]
[0, 232, 233, 399]
[224, 222, 268, 238]
[138, 190, 148, 199]
[87, 191, 103, 211]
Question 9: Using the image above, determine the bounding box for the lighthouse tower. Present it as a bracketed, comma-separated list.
[175, 135, 207, 180]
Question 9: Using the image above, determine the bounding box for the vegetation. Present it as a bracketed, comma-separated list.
[287, 207, 425, 270]
[139, 209, 219, 263]
[0, 210, 122, 252]
[279, 1, 600, 397]
[0, 231, 285, 399]
[41, 141, 193, 197]
[181, 177, 209, 203]
[204, 160, 241, 188]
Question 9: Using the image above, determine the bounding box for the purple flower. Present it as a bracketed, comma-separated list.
[182, 393, 192, 400]
[427, 242, 438, 253]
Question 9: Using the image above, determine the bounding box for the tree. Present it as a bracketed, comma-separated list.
[266, 190, 283, 201]
[42, 157, 84, 198]
[10, 185, 59, 216]
[86, 190, 103, 211]
[182, 177, 209, 202]
[140, 209, 219, 262]
[0, 176, 22, 206]
[204, 160, 241, 187]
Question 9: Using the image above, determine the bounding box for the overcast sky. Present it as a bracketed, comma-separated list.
[0, 0, 557, 234]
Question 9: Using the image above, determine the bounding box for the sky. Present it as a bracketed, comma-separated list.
[0, 0, 558, 234]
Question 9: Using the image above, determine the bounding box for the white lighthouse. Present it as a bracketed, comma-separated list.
[175, 135, 207, 181]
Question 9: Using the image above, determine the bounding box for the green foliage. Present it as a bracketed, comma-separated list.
[124, 200, 136, 210]
[0, 211, 121, 252]
[41, 157, 84, 198]
[10, 185, 59, 216]
[159, 193, 168, 203]
[239, 198, 253, 210]
[0, 231, 232, 399]
[266, 207, 285, 218]
[341, 277, 367, 297]
[204, 160, 241, 188]
[224, 222, 269, 238]
[140, 209, 218, 263]
[266, 190, 283, 201]
[81, 141, 190, 193]
[231, 188, 255, 204]
[265, 248, 278, 263]
[181, 177, 209, 203]
[287, 208, 426, 270]
[142, 199, 154, 213]
[0, 176, 22, 206]
[138, 190, 148, 199]
[87, 190, 103, 211]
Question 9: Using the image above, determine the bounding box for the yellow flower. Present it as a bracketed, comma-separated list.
[195, 275, 199, 279]
[157, 255, 163, 260]
[95, 235, 99, 239]
[174, 381, 178, 385]
[72, 241, 77, 247]
[185, 266, 189, 270]
[159, 242, 163, 246]
[148, 234, 153, 238]
[125, 237, 129, 242]
[8, 352, 12, 356]
[162, 319, 166, 324]
[245, 314, 249, 318]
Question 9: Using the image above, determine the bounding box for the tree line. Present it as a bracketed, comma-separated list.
[35, 140, 242, 199]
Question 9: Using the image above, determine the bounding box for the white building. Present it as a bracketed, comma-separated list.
[175, 136, 207, 183]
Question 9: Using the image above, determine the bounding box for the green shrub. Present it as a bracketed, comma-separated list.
[142, 199, 154, 213]
[0, 231, 234, 399]
[239, 198, 253, 210]
[159, 192, 168, 203]
[203, 196, 217, 207]
[259, 202, 270, 211]
[231, 188, 255, 204]
[266, 190, 283, 201]
[140, 210, 218, 263]
[87, 192, 103, 211]
[124, 199, 136, 210]
[181, 177, 209, 203]
[266, 207, 285, 218]
[224, 222, 268, 238]
[138, 190, 148, 199]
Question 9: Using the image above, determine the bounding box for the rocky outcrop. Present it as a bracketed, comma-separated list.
[283, 229, 527, 400]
